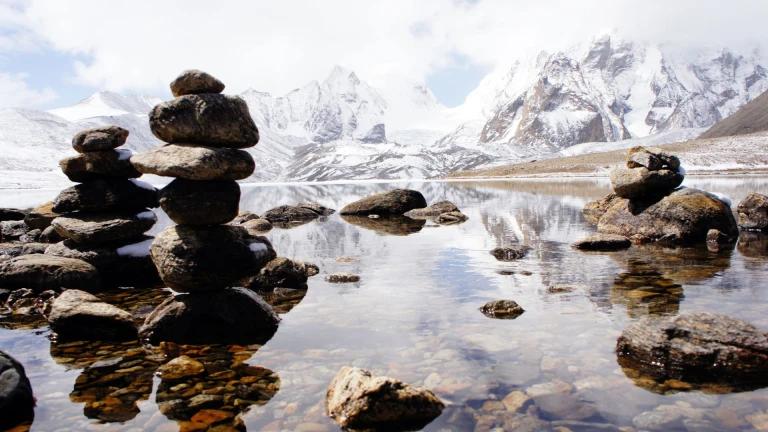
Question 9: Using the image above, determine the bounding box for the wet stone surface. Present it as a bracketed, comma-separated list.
[1, 178, 768, 431]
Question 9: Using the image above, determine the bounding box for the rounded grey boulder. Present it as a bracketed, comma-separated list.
[72, 126, 129, 153]
[159, 179, 240, 225]
[170, 69, 225, 97]
[131, 144, 255, 180]
[52, 210, 157, 244]
[340, 189, 428, 216]
[48, 289, 137, 341]
[149, 94, 259, 148]
[139, 287, 280, 345]
[0, 350, 35, 430]
[0, 254, 102, 293]
[150, 225, 276, 292]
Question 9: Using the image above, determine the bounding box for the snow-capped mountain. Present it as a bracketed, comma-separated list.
[0, 33, 767, 188]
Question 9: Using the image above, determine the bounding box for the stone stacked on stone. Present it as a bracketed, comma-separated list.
[43, 126, 160, 288]
[132, 70, 279, 344]
[579, 147, 738, 246]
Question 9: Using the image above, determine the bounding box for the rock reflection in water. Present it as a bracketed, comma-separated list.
[611, 263, 684, 318]
[256, 287, 308, 314]
[738, 232, 768, 258]
[341, 214, 426, 236]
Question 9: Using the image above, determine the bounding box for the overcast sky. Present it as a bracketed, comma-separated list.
[1, 0, 767, 109]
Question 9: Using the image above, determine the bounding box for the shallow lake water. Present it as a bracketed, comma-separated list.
[2, 177, 768, 431]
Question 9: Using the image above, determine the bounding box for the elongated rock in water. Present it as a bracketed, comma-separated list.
[340, 189, 427, 216]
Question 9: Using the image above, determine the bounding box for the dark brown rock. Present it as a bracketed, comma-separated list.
[170, 69, 225, 97]
[340, 189, 428, 216]
[583, 193, 620, 224]
[262, 205, 320, 225]
[626, 146, 664, 170]
[404, 200, 460, 218]
[610, 167, 684, 199]
[18, 229, 41, 243]
[39, 226, 64, 243]
[490, 245, 530, 261]
[243, 257, 319, 290]
[0, 220, 29, 240]
[297, 202, 336, 216]
[435, 211, 468, 225]
[24, 201, 61, 230]
[149, 94, 259, 148]
[159, 179, 240, 225]
[738, 232, 768, 258]
[479, 300, 525, 319]
[48, 289, 137, 341]
[241, 218, 273, 233]
[131, 144, 255, 180]
[60, 150, 141, 183]
[230, 210, 260, 225]
[45, 237, 160, 288]
[616, 313, 768, 390]
[0, 350, 35, 430]
[139, 287, 280, 344]
[598, 188, 739, 245]
[72, 126, 129, 153]
[0, 254, 102, 293]
[737, 193, 768, 232]
[325, 273, 360, 283]
[52, 210, 156, 244]
[52, 179, 158, 213]
[326, 366, 444, 430]
[341, 214, 425, 236]
[0, 208, 28, 222]
[572, 234, 631, 251]
[150, 225, 276, 292]
[706, 229, 736, 252]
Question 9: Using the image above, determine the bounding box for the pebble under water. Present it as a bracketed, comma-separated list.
[2, 177, 768, 431]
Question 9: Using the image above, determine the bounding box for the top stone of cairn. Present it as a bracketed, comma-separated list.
[72, 126, 129, 153]
[170, 69, 225, 97]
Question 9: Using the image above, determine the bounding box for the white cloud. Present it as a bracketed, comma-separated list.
[6, 0, 768, 99]
[0, 71, 57, 107]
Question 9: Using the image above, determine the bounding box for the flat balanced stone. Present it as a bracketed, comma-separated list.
[131, 144, 255, 180]
[48, 289, 137, 341]
[60, 150, 140, 183]
[598, 188, 738, 245]
[52, 179, 158, 213]
[737, 193, 768, 231]
[149, 94, 259, 148]
[340, 189, 428, 216]
[572, 234, 631, 251]
[24, 201, 61, 230]
[139, 287, 280, 345]
[326, 366, 445, 430]
[52, 210, 156, 244]
[45, 237, 159, 288]
[616, 312, 768, 390]
[0, 254, 102, 292]
[150, 225, 276, 292]
[72, 126, 129, 153]
[158, 179, 240, 225]
[170, 69, 225, 97]
[610, 167, 684, 199]
[0, 350, 35, 431]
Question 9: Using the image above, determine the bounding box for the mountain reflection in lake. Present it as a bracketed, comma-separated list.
[1, 177, 768, 431]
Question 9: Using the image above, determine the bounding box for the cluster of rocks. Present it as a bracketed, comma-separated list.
[0, 350, 35, 430]
[42, 125, 161, 288]
[578, 146, 738, 248]
[130, 70, 280, 345]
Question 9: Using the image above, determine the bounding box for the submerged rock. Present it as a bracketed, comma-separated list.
[72, 126, 129, 153]
[616, 312, 768, 390]
[325, 273, 360, 283]
[243, 257, 319, 290]
[326, 366, 444, 430]
[583, 193, 620, 224]
[241, 218, 273, 233]
[340, 189, 427, 216]
[139, 287, 280, 344]
[24, 201, 61, 230]
[341, 214, 425, 236]
[0, 254, 102, 293]
[52, 179, 158, 213]
[738, 232, 768, 258]
[404, 200, 460, 218]
[572, 234, 631, 251]
[261, 205, 320, 226]
[297, 202, 336, 216]
[149, 94, 259, 148]
[490, 245, 530, 261]
[59, 150, 141, 183]
[157, 355, 205, 380]
[150, 225, 275, 292]
[480, 300, 525, 319]
[48, 289, 137, 341]
[52, 210, 157, 244]
[170, 69, 225, 97]
[737, 193, 768, 232]
[131, 144, 255, 180]
[0, 350, 35, 430]
[435, 211, 468, 225]
[159, 179, 240, 225]
[598, 188, 738, 246]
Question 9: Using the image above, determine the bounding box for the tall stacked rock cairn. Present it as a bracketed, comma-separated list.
[132, 70, 280, 345]
[576, 146, 738, 249]
[42, 126, 160, 288]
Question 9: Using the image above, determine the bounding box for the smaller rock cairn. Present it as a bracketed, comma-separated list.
[132, 70, 280, 344]
[45, 126, 160, 287]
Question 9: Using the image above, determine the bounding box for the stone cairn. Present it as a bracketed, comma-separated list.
[45, 126, 160, 287]
[132, 70, 280, 345]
